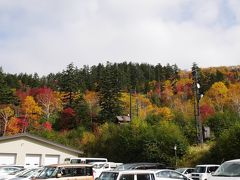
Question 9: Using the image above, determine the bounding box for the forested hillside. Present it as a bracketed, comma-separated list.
[0, 62, 240, 166]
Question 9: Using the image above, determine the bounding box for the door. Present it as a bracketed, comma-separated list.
[44, 155, 59, 165]
[0, 153, 16, 165]
[25, 154, 41, 167]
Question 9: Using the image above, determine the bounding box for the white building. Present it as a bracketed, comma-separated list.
[0, 133, 83, 167]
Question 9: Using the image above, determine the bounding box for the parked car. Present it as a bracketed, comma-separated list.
[154, 169, 192, 180]
[0, 166, 23, 176]
[0, 168, 27, 180]
[209, 159, 240, 180]
[114, 162, 166, 170]
[176, 168, 195, 178]
[92, 162, 123, 179]
[10, 168, 43, 180]
[98, 170, 156, 180]
[34, 164, 93, 180]
[191, 164, 219, 180]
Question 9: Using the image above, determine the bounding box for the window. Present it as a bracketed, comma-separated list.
[186, 169, 194, 174]
[156, 171, 170, 178]
[169, 171, 185, 179]
[137, 174, 152, 180]
[119, 174, 134, 180]
[207, 166, 219, 173]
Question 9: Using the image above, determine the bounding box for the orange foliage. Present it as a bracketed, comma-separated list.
[6, 117, 22, 135]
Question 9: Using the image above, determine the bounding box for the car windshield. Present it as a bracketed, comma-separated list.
[18, 169, 36, 178]
[194, 166, 206, 173]
[114, 164, 133, 171]
[99, 172, 119, 180]
[93, 164, 105, 169]
[213, 162, 240, 177]
[176, 168, 186, 173]
[9, 169, 26, 175]
[37, 167, 58, 179]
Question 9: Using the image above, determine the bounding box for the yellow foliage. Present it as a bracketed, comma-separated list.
[154, 107, 174, 121]
[121, 92, 155, 119]
[0, 106, 14, 121]
[205, 82, 228, 111]
[22, 96, 42, 121]
[81, 132, 95, 145]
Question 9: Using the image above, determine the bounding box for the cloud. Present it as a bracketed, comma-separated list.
[0, 0, 239, 76]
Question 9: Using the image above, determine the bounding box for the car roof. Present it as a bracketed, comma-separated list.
[116, 162, 165, 169]
[101, 170, 157, 174]
[196, 164, 219, 167]
[224, 159, 240, 163]
[44, 164, 93, 168]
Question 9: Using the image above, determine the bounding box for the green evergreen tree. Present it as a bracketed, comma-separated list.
[58, 63, 79, 107]
[72, 94, 91, 130]
[98, 62, 123, 123]
[0, 68, 18, 105]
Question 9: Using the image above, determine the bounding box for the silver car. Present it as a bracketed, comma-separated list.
[209, 159, 240, 180]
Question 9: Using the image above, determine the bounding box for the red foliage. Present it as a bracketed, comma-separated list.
[63, 107, 76, 117]
[37, 87, 53, 95]
[17, 117, 29, 127]
[42, 121, 52, 131]
[16, 90, 29, 103]
[57, 107, 76, 130]
[200, 104, 215, 121]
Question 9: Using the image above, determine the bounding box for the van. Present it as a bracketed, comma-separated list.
[64, 158, 108, 164]
[97, 170, 156, 180]
[34, 164, 93, 180]
[191, 164, 220, 180]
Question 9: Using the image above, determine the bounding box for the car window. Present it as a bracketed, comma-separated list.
[186, 169, 194, 174]
[99, 172, 119, 180]
[137, 174, 153, 180]
[156, 171, 170, 178]
[207, 166, 219, 173]
[119, 174, 134, 180]
[169, 171, 185, 179]
[194, 166, 206, 173]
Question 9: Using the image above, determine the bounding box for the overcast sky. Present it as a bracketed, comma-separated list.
[0, 0, 240, 76]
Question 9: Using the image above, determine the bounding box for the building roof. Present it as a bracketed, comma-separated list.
[116, 116, 131, 122]
[0, 133, 83, 155]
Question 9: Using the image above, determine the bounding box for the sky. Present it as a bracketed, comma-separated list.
[0, 0, 240, 76]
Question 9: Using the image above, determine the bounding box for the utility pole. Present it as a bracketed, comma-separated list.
[192, 63, 203, 144]
[130, 90, 132, 120]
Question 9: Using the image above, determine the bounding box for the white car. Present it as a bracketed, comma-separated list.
[209, 159, 240, 180]
[0, 169, 27, 180]
[98, 169, 191, 180]
[98, 170, 156, 180]
[176, 168, 195, 178]
[191, 164, 219, 180]
[0, 166, 23, 177]
[10, 168, 43, 180]
[92, 162, 122, 179]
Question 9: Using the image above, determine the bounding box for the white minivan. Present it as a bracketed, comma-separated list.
[98, 170, 156, 180]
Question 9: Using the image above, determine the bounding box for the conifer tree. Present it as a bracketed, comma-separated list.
[0, 68, 18, 105]
[98, 62, 123, 123]
[58, 63, 79, 107]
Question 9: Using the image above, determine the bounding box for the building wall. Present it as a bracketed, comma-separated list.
[0, 137, 79, 166]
